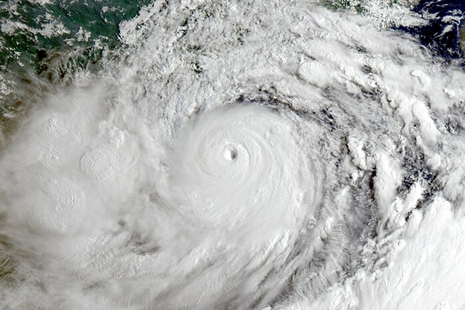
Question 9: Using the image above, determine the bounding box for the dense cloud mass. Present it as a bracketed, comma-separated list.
[1, 0, 465, 309]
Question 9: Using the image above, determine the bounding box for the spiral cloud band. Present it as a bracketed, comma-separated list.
[169, 105, 314, 231]
[2, 0, 465, 309]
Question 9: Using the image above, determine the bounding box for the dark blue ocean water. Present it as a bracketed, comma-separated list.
[0, 0, 463, 80]
[405, 0, 465, 60]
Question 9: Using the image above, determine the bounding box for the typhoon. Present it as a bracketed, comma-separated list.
[1, 0, 465, 309]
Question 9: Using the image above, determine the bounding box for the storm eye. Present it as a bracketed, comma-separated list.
[224, 147, 237, 161]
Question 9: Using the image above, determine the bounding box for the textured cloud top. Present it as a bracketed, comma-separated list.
[1, 0, 465, 309]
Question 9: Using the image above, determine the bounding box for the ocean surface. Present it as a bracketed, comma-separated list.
[1, 0, 465, 309]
